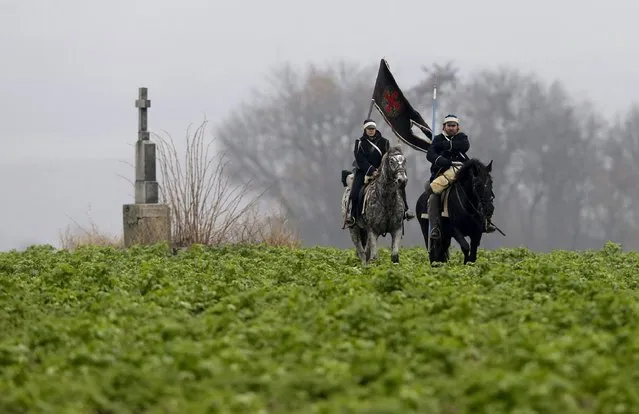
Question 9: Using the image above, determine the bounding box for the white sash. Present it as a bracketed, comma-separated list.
[367, 139, 382, 157]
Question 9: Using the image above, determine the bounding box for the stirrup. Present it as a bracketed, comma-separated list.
[344, 216, 355, 228]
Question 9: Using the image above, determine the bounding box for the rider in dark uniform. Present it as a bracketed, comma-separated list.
[426, 114, 496, 239]
[345, 119, 414, 227]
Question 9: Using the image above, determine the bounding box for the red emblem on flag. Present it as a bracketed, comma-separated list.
[382, 88, 402, 117]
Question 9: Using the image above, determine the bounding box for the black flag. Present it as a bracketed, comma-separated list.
[371, 58, 432, 153]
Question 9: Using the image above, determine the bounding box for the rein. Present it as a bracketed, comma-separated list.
[452, 172, 505, 236]
[453, 183, 484, 225]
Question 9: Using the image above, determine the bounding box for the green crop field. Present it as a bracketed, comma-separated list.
[1, 242, 639, 413]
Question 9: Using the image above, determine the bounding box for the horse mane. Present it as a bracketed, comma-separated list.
[455, 158, 489, 183]
[377, 145, 403, 173]
[360, 145, 400, 189]
[384, 145, 403, 159]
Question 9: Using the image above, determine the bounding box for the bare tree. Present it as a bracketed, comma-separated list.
[154, 118, 267, 247]
[214, 60, 378, 246]
[408, 60, 461, 103]
[436, 67, 605, 250]
[592, 104, 639, 247]
[209, 57, 635, 251]
[436, 67, 541, 248]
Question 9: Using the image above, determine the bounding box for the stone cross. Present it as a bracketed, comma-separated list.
[123, 86, 172, 248]
[134, 87, 159, 204]
[135, 88, 151, 141]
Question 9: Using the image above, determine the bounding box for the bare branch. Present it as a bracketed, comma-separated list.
[153, 117, 296, 247]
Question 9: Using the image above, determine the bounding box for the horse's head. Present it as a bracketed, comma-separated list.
[381, 146, 408, 187]
[472, 159, 495, 217]
[457, 159, 495, 217]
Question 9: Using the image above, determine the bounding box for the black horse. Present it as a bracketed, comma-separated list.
[415, 158, 496, 264]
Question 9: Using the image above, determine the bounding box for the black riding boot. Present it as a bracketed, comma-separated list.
[428, 192, 442, 239]
[401, 187, 415, 221]
[345, 194, 356, 227]
[346, 173, 364, 228]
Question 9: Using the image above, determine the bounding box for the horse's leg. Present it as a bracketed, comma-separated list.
[415, 192, 429, 253]
[374, 235, 381, 261]
[418, 217, 430, 251]
[440, 232, 451, 263]
[350, 227, 366, 265]
[469, 233, 482, 263]
[390, 227, 402, 264]
[350, 228, 364, 264]
[452, 227, 470, 264]
[428, 233, 438, 264]
[433, 219, 454, 264]
[364, 230, 372, 264]
[367, 230, 379, 263]
[360, 228, 368, 249]
[430, 238, 445, 265]
[429, 219, 447, 264]
[442, 230, 452, 263]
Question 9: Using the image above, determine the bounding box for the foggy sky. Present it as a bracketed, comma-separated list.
[1, 0, 637, 250]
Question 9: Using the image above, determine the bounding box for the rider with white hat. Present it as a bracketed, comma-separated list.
[426, 114, 496, 239]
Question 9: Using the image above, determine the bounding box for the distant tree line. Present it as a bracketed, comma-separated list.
[212, 59, 639, 252]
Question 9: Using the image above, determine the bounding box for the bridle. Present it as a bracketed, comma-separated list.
[472, 174, 495, 217]
[453, 166, 494, 226]
[386, 153, 406, 183]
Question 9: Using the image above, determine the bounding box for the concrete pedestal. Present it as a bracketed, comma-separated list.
[123, 203, 171, 248]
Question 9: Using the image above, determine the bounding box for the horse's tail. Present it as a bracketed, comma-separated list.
[415, 190, 429, 221]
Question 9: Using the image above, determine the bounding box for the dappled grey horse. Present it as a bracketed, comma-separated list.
[344, 146, 408, 265]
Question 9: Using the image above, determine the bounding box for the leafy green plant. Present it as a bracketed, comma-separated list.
[1, 244, 638, 413]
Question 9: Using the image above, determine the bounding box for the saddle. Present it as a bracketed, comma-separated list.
[359, 170, 384, 215]
[420, 186, 452, 219]
[340, 169, 377, 223]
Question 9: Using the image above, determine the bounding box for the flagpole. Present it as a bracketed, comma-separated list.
[428, 79, 437, 250]
[431, 79, 437, 140]
[366, 98, 374, 119]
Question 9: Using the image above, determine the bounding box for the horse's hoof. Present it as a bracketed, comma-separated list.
[391, 254, 399, 263]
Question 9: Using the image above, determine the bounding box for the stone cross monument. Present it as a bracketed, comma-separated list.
[134, 87, 159, 203]
[122, 87, 172, 248]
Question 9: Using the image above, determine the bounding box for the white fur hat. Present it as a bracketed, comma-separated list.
[363, 119, 377, 129]
[443, 114, 460, 125]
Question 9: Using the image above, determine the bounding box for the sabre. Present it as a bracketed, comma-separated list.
[488, 219, 507, 237]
